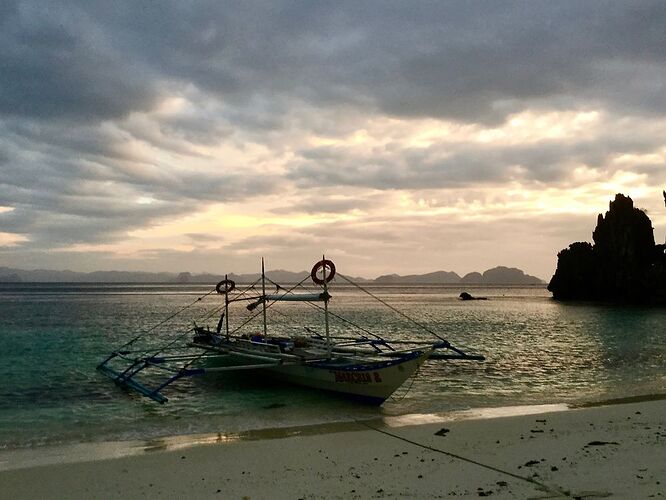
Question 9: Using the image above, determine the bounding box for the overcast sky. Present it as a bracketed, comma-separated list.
[1, 1, 665, 279]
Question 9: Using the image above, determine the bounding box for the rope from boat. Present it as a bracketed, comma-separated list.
[264, 277, 381, 344]
[157, 278, 268, 370]
[337, 273, 450, 346]
[227, 275, 313, 337]
[174, 278, 318, 373]
[116, 288, 219, 350]
[303, 301, 387, 345]
[291, 281, 394, 348]
[117, 278, 264, 364]
[102, 274, 335, 389]
[148, 276, 314, 374]
[196, 277, 261, 325]
[388, 364, 421, 402]
[358, 422, 568, 497]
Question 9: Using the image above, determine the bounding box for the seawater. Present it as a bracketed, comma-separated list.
[0, 283, 664, 452]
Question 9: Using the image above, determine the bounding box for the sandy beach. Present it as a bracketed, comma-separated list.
[1, 398, 664, 499]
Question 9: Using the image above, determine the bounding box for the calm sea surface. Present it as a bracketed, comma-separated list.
[0, 283, 664, 451]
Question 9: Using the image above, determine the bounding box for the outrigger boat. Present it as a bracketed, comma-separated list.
[98, 258, 484, 405]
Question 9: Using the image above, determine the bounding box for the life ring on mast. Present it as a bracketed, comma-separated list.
[215, 279, 236, 294]
[311, 259, 336, 285]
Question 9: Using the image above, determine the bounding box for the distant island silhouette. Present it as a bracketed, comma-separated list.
[0, 265, 543, 285]
[373, 266, 542, 285]
[548, 193, 666, 304]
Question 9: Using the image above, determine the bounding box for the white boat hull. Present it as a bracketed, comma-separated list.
[259, 349, 431, 404]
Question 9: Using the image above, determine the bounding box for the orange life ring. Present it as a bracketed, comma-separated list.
[215, 279, 236, 294]
[310, 259, 336, 285]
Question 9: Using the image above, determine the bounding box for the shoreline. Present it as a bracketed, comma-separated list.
[5, 392, 666, 473]
[3, 393, 666, 473]
[1, 397, 664, 498]
[0, 402, 571, 473]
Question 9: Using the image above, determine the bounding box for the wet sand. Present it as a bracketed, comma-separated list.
[1, 399, 664, 499]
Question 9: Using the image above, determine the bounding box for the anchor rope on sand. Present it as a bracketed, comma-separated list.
[359, 422, 571, 498]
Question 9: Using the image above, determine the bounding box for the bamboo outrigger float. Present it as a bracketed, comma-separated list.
[98, 258, 484, 405]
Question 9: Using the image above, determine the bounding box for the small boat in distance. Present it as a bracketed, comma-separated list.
[98, 258, 484, 405]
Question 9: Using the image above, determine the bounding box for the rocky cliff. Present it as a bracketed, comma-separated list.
[548, 194, 665, 304]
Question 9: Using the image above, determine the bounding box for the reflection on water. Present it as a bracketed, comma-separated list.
[0, 283, 664, 451]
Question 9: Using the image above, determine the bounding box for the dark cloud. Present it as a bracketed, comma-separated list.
[3, 1, 665, 132]
[3, 1, 665, 125]
[0, 117, 281, 247]
[4, 119, 138, 164]
[0, 165, 279, 247]
[0, 2, 158, 121]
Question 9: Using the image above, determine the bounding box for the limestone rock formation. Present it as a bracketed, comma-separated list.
[548, 193, 665, 304]
[547, 242, 597, 300]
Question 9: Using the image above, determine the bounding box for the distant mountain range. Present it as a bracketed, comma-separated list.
[0, 265, 543, 285]
[374, 266, 543, 285]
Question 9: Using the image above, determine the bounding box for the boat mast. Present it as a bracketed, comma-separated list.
[261, 258, 268, 337]
[224, 273, 230, 339]
[322, 255, 331, 358]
